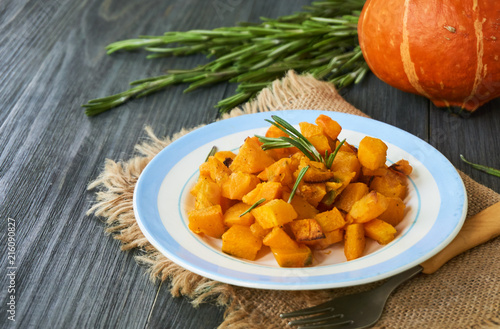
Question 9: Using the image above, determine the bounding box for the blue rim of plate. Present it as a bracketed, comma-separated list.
[133, 110, 467, 290]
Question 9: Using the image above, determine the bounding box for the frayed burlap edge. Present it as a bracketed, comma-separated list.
[87, 71, 500, 329]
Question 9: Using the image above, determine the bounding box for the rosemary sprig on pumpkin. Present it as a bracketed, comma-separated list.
[256, 115, 344, 169]
[288, 166, 310, 203]
[82, 0, 367, 116]
[239, 198, 266, 217]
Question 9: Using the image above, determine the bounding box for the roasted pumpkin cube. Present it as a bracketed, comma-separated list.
[283, 191, 319, 220]
[288, 219, 325, 242]
[214, 150, 236, 166]
[304, 228, 344, 250]
[358, 136, 388, 170]
[242, 182, 283, 206]
[299, 121, 324, 137]
[315, 114, 342, 140]
[370, 171, 407, 199]
[333, 182, 369, 213]
[188, 205, 226, 238]
[314, 207, 346, 232]
[364, 219, 397, 245]
[344, 223, 365, 261]
[297, 158, 335, 184]
[389, 159, 413, 176]
[223, 202, 255, 227]
[251, 199, 297, 229]
[229, 137, 276, 174]
[264, 125, 298, 159]
[205, 156, 232, 187]
[263, 227, 299, 249]
[349, 191, 389, 223]
[378, 197, 406, 226]
[271, 244, 313, 267]
[307, 135, 332, 156]
[190, 176, 221, 209]
[222, 225, 262, 260]
[299, 183, 327, 207]
[257, 158, 295, 189]
[361, 165, 388, 177]
[221, 172, 261, 200]
[250, 222, 272, 239]
[330, 151, 361, 179]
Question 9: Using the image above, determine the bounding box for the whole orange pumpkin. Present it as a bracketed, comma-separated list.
[358, 0, 500, 112]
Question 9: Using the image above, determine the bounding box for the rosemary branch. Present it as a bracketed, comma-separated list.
[460, 155, 500, 178]
[83, 0, 367, 116]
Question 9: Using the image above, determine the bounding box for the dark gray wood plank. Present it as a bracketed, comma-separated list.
[429, 98, 500, 193]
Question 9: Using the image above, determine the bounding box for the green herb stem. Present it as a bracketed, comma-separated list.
[239, 198, 266, 217]
[460, 155, 500, 178]
[288, 166, 310, 203]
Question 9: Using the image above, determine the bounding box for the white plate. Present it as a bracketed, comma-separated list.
[134, 110, 467, 290]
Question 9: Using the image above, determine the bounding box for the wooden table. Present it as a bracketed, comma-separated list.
[1, 1, 499, 328]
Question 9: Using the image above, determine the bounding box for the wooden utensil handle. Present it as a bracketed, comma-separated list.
[420, 201, 500, 274]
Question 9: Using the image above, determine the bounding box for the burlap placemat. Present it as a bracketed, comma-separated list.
[88, 71, 500, 328]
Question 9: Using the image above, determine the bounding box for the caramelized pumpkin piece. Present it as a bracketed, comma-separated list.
[188, 205, 226, 238]
[282, 191, 319, 220]
[364, 219, 397, 245]
[242, 182, 283, 206]
[378, 197, 406, 227]
[229, 136, 275, 174]
[358, 136, 388, 170]
[370, 171, 407, 199]
[314, 207, 346, 232]
[288, 219, 325, 242]
[349, 191, 389, 223]
[190, 176, 221, 209]
[250, 222, 272, 239]
[304, 228, 344, 250]
[263, 227, 299, 249]
[344, 223, 365, 261]
[315, 114, 342, 140]
[223, 202, 255, 227]
[270, 244, 313, 267]
[257, 158, 295, 189]
[251, 199, 297, 229]
[330, 151, 361, 180]
[221, 172, 260, 200]
[222, 225, 262, 260]
[205, 156, 232, 187]
[333, 182, 369, 213]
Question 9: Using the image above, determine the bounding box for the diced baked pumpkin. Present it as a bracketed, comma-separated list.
[389, 159, 413, 176]
[190, 176, 221, 209]
[251, 199, 297, 229]
[304, 228, 344, 250]
[257, 158, 295, 189]
[263, 227, 299, 249]
[358, 136, 388, 170]
[242, 182, 283, 206]
[229, 137, 276, 174]
[361, 165, 388, 177]
[330, 151, 361, 179]
[370, 171, 407, 199]
[222, 225, 263, 260]
[333, 182, 369, 213]
[205, 156, 232, 187]
[270, 244, 313, 267]
[214, 150, 236, 166]
[264, 124, 298, 159]
[250, 222, 272, 239]
[344, 223, 365, 261]
[307, 135, 332, 156]
[299, 121, 324, 137]
[315, 114, 342, 140]
[288, 219, 325, 242]
[221, 172, 260, 200]
[314, 207, 346, 232]
[378, 197, 406, 227]
[349, 191, 389, 223]
[364, 219, 397, 245]
[223, 202, 256, 227]
[299, 183, 327, 207]
[283, 191, 319, 220]
[188, 205, 226, 238]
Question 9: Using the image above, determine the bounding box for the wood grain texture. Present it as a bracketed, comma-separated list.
[0, 0, 499, 328]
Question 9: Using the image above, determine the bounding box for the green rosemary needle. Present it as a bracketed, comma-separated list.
[288, 166, 310, 203]
[460, 155, 500, 178]
[205, 146, 218, 162]
[83, 0, 368, 116]
[239, 198, 266, 217]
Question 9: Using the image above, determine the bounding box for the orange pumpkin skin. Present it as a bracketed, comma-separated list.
[358, 0, 500, 112]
